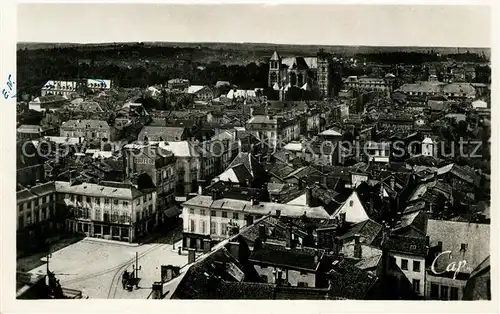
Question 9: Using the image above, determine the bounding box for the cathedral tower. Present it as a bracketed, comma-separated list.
[268, 51, 281, 88]
[317, 49, 331, 98]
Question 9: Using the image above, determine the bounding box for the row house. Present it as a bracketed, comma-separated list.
[246, 113, 301, 153]
[181, 194, 330, 251]
[55, 181, 157, 243]
[29, 95, 69, 112]
[60, 119, 118, 142]
[123, 143, 177, 216]
[142, 141, 216, 198]
[343, 76, 394, 95]
[16, 182, 59, 248]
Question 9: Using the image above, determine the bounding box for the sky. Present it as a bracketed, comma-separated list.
[17, 4, 491, 47]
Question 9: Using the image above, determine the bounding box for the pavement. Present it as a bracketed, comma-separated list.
[28, 237, 190, 299]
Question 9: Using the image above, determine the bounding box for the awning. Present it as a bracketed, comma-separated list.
[164, 206, 181, 218]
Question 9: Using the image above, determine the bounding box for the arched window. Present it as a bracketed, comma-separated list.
[270, 72, 277, 84]
[290, 72, 297, 86]
[297, 73, 304, 86]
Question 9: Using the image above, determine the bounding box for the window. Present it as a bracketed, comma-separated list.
[460, 243, 468, 252]
[96, 197, 100, 205]
[412, 279, 420, 294]
[113, 199, 119, 205]
[349, 200, 354, 207]
[210, 222, 217, 235]
[95, 209, 101, 220]
[103, 211, 110, 222]
[440, 286, 449, 300]
[450, 287, 459, 300]
[27, 202, 32, 209]
[77, 195, 82, 202]
[143, 195, 147, 203]
[222, 211, 228, 218]
[297, 282, 309, 287]
[221, 223, 228, 236]
[189, 219, 196, 233]
[401, 259, 408, 270]
[200, 209, 206, 216]
[430, 283, 439, 299]
[86, 196, 91, 202]
[200, 221, 207, 234]
[104, 198, 110, 205]
[189, 209, 194, 215]
[413, 261, 421, 272]
[233, 213, 239, 220]
[123, 201, 128, 207]
[211, 210, 216, 217]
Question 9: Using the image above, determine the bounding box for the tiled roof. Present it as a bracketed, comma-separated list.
[61, 119, 109, 130]
[384, 234, 427, 257]
[183, 195, 330, 219]
[327, 259, 379, 300]
[17, 125, 43, 134]
[138, 126, 185, 141]
[249, 243, 323, 271]
[217, 282, 275, 299]
[437, 163, 480, 187]
[339, 219, 383, 246]
[228, 152, 268, 181]
[17, 182, 56, 204]
[54, 181, 143, 200]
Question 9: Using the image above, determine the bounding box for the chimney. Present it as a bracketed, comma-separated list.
[286, 225, 293, 249]
[258, 224, 266, 240]
[245, 215, 254, 226]
[203, 239, 211, 253]
[354, 234, 362, 259]
[151, 282, 163, 299]
[79, 137, 82, 144]
[198, 185, 203, 195]
[275, 269, 283, 286]
[188, 248, 196, 264]
[305, 187, 312, 207]
[161, 265, 180, 283]
[227, 241, 240, 260]
[340, 212, 346, 227]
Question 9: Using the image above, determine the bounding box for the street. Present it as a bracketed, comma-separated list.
[27, 224, 189, 299]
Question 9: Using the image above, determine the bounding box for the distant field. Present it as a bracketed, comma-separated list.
[17, 41, 491, 59]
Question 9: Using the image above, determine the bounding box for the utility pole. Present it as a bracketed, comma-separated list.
[132, 251, 141, 287]
[46, 249, 52, 275]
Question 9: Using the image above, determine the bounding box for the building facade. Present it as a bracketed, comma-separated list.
[56, 181, 157, 243]
[60, 119, 117, 142]
[17, 182, 60, 248]
[123, 143, 177, 217]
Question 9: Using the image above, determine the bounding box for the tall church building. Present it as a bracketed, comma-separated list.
[268, 49, 338, 99]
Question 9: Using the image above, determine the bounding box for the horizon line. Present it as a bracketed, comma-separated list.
[16, 40, 491, 50]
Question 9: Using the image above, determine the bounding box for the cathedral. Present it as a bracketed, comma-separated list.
[268, 49, 338, 99]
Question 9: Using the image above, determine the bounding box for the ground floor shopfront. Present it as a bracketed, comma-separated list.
[66, 213, 159, 243]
